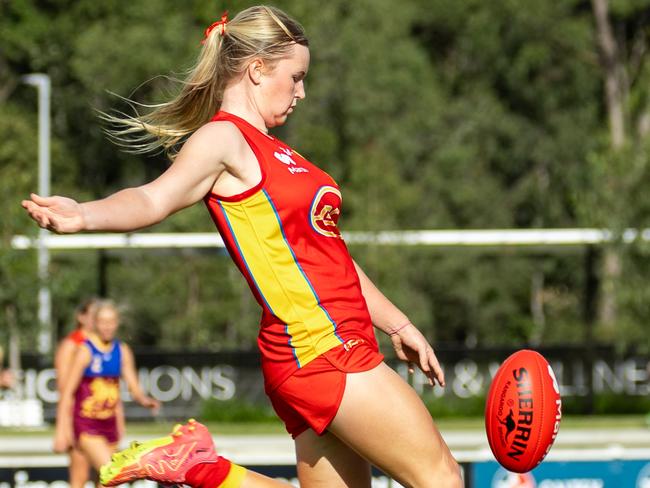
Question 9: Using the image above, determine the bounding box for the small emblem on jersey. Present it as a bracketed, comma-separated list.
[90, 355, 103, 374]
[274, 147, 309, 174]
[343, 338, 366, 352]
[310, 186, 343, 239]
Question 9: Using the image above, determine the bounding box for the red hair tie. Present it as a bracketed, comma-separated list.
[202, 11, 228, 44]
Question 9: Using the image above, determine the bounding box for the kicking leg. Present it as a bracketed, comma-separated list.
[329, 362, 463, 488]
[295, 429, 371, 488]
[100, 420, 290, 488]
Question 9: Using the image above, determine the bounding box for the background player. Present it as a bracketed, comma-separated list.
[54, 298, 127, 488]
[53, 300, 159, 481]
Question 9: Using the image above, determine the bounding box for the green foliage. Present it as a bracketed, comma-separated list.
[107, 251, 260, 348]
[425, 393, 650, 418]
[562, 393, 650, 415]
[0, 102, 40, 345]
[200, 398, 279, 423]
[424, 394, 487, 418]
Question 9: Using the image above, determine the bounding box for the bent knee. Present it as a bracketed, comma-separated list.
[439, 458, 463, 488]
[408, 456, 463, 488]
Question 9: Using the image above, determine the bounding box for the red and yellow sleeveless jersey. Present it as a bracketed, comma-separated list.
[204, 111, 379, 391]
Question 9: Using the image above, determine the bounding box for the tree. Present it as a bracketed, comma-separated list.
[0, 102, 39, 354]
[588, 0, 650, 349]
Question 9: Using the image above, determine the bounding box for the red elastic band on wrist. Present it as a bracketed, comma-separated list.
[388, 322, 411, 336]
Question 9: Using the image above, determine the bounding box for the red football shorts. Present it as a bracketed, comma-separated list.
[268, 339, 384, 438]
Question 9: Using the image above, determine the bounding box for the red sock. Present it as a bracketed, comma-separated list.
[185, 458, 232, 488]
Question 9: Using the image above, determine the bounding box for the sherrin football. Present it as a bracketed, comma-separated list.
[485, 349, 562, 473]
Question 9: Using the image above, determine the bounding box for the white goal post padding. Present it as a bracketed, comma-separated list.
[10, 229, 650, 250]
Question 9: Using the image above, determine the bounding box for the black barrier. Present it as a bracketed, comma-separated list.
[7, 345, 650, 421]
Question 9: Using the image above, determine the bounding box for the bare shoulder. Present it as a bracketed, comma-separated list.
[54, 339, 75, 368]
[75, 343, 92, 363]
[170, 120, 247, 179]
[197, 119, 243, 137]
[184, 120, 245, 157]
[139, 120, 248, 214]
[119, 342, 133, 356]
[55, 337, 74, 354]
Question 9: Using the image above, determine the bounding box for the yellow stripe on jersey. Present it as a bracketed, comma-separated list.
[218, 189, 342, 367]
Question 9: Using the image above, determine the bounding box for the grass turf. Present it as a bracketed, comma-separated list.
[1, 415, 647, 437]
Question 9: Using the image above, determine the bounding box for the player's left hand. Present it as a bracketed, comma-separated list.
[0, 369, 14, 389]
[52, 429, 72, 454]
[142, 396, 161, 415]
[390, 323, 445, 387]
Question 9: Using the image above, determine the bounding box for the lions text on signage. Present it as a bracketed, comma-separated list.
[12, 365, 236, 405]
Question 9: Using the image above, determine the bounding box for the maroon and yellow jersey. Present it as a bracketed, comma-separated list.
[204, 111, 378, 391]
[74, 339, 121, 421]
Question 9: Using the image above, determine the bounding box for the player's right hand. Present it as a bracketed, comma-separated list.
[390, 323, 445, 388]
[52, 430, 72, 453]
[21, 193, 85, 234]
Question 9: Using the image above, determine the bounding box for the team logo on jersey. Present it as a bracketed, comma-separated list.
[274, 147, 308, 174]
[343, 338, 366, 351]
[81, 377, 119, 419]
[310, 186, 343, 239]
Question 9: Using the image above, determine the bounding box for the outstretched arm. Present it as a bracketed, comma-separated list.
[21, 122, 235, 233]
[353, 260, 445, 387]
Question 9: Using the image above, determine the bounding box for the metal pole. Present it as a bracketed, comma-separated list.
[21, 74, 51, 355]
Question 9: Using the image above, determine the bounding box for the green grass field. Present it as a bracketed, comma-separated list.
[1, 415, 647, 437]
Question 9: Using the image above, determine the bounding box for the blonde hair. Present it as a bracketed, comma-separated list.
[93, 299, 121, 321]
[103, 5, 308, 158]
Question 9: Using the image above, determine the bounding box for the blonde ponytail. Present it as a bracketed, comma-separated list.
[102, 5, 308, 159]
